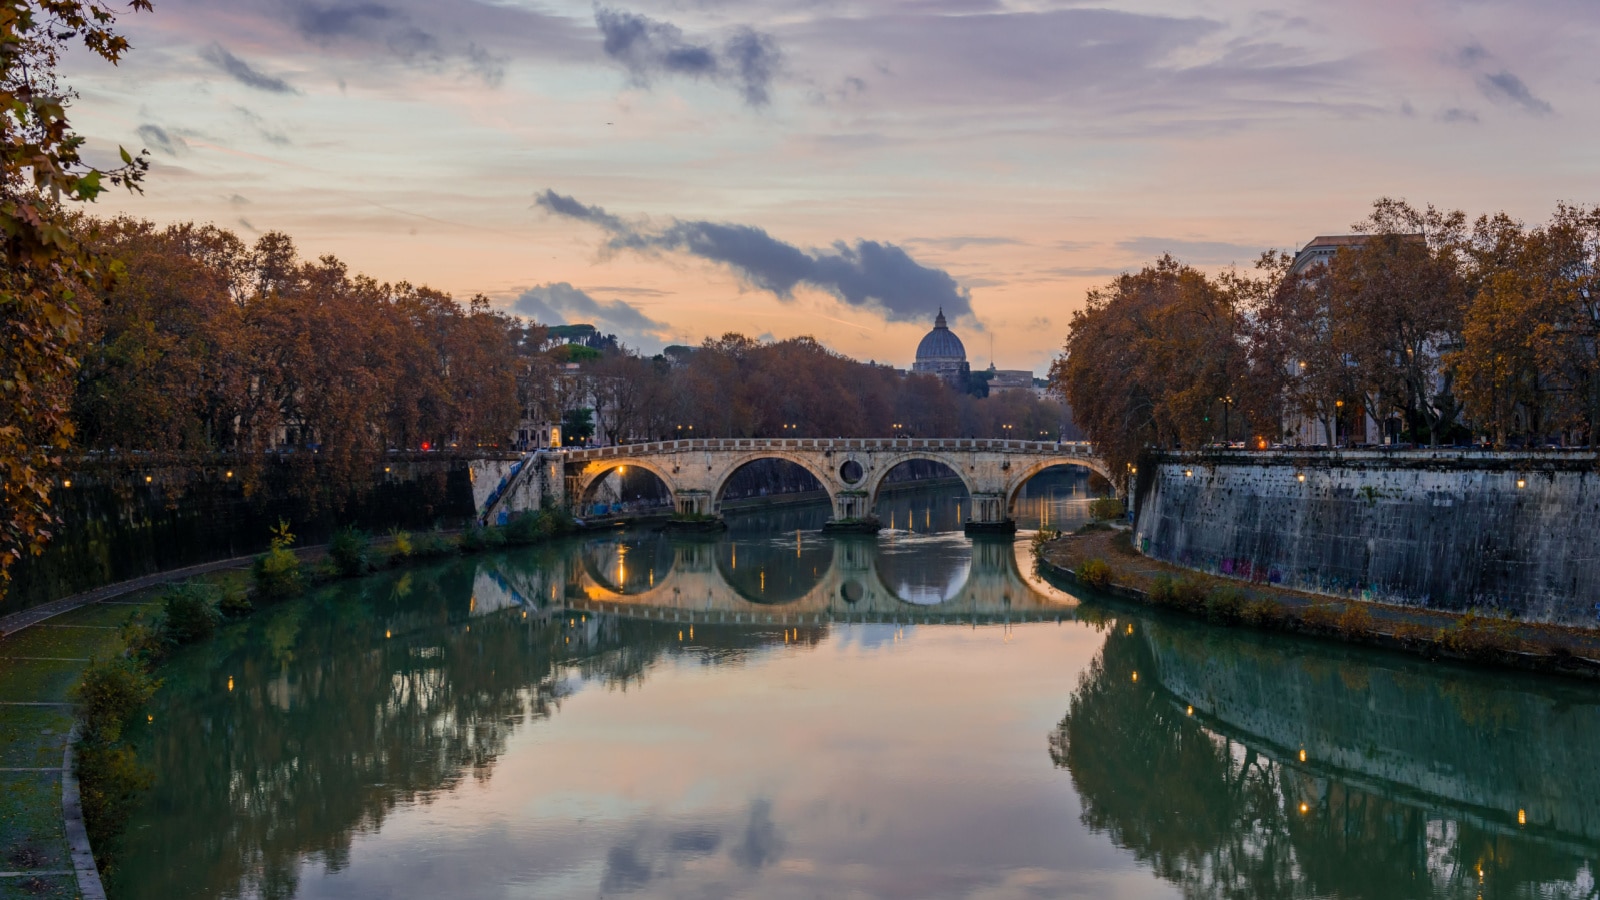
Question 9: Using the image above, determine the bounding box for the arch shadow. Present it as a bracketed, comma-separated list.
[863, 454, 977, 515]
[710, 452, 836, 514]
[574, 460, 679, 516]
[1004, 459, 1112, 516]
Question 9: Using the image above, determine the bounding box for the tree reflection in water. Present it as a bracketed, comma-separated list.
[108, 558, 808, 900]
[1052, 615, 1600, 899]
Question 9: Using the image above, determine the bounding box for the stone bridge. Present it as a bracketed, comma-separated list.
[487, 438, 1107, 531]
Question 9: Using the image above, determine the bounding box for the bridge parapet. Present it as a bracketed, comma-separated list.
[562, 437, 1096, 461]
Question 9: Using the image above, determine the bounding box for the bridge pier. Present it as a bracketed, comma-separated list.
[822, 490, 881, 533]
[964, 492, 1016, 534]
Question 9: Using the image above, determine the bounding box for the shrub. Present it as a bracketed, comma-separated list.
[252, 520, 303, 603]
[1336, 603, 1376, 637]
[388, 528, 414, 558]
[120, 615, 167, 666]
[1173, 577, 1209, 612]
[1241, 598, 1283, 626]
[1075, 558, 1112, 588]
[72, 657, 158, 744]
[1205, 586, 1247, 623]
[1089, 497, 1126, 521]
[412, 530, 457, 558]
[1300, 603, 1340, 631]
[459, 523, 507, 552]
[1030, 527, 1061, 558]
[219, 592, 254, 619]
[507, 510, 558, 544]
[1438, 611, 1521, 657]
[76, 741, 153, 860]
[252, 546, 303, 603]
[1149, 574, 1177, 604]
[329, 527, 370, 577]
[160, 583, 220, 645]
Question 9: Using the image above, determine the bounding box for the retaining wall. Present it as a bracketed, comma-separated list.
[1132, 450, 1600, 625]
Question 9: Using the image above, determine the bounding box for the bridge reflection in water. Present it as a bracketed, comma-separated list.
[1057, 612, 1600, 898]
[472, 528, 1080, 627]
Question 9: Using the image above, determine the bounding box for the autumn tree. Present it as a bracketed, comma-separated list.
[1331, 200, 1470, 445]
[2, 0, 150, 594]
[1052, 256, 1250, 484]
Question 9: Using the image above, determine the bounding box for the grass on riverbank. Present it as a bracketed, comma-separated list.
[1037, 529, 1600, 678]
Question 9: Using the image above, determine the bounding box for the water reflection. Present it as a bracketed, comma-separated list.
[1056, 612, 1600, 898]
[106, 482, 1600, 900]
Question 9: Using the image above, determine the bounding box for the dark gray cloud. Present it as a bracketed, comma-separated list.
[217, 0, 514, 86]
[201, 43, 297, 93]
[1477, 70, 1552, 114]
[595, 6, 781, 106]
[1438, 107, 1479, 124]
[286, 0, 397, 42]
[137, 124, 186, 156]
[536, 190, 972, 323]
[1116, 236, 1263, 265]
[1452, 42, 1552, 116]
[512, 282, 670, 348]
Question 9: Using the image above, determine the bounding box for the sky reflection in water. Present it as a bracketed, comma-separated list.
[110, 475, 1600, 900]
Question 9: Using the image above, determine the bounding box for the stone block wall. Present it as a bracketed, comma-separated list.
[1132, 450, 1600, 625]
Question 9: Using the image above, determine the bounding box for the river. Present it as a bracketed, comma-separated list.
[109, 472, 1600, 899]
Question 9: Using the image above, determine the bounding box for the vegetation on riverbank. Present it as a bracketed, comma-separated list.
[1037, 530, 1600, 679]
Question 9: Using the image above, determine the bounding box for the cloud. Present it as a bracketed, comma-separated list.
[232, 106, 291, 146]
[201, 43, 297, 93]
[1437, 107, 1479, 124]
[1452, 42, 1553, 116]
[536, 190, 972, 323]
[1042, 265, 1130, 278]
[594, 6, 781, 106]
[286, 0, 396, 42]
[512, 282, 671, 348]
[1115, 236, 1263, 265]
[906, 235, 1024, 251]
[1476, 70, 1552, 114]
[137, 124, 187, 156]
[265, 0, 510, 85]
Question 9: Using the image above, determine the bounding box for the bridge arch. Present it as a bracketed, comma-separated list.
[1003, 457, 1113, 515]
[862, 453, 976, 513]
[709, 451, 837, 513]
[572, 459, 681, 511]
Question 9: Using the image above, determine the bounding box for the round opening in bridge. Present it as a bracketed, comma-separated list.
[840, 580, 865, 604]
[839, 460, 864, 484]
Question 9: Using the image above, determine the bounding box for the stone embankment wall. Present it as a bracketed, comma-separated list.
[1133, 450, 1600, 626]
[5, 453, 510, 615]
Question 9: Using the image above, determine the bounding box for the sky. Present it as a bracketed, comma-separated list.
[64, 0, 1600, 373]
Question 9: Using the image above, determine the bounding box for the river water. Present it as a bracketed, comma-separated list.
[111, 473, 1600, 899]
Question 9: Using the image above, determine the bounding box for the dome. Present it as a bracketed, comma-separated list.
[915, 310, 966, 361]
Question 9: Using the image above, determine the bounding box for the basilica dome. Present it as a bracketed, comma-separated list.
[915, 310, 967, 361]
[911, 309, 969, 389]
